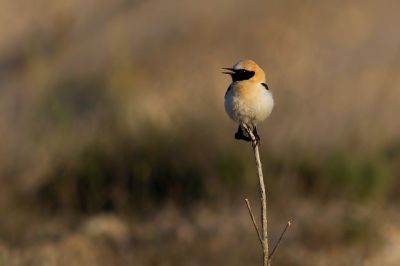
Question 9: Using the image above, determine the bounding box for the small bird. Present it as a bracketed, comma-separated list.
[223, 60, 274, 143]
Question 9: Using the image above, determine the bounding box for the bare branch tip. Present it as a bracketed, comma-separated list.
[244, 198, 263, 246]
[268, 220, 291, 260]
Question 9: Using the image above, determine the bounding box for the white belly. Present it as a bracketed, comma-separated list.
[224, 83, 274, 125]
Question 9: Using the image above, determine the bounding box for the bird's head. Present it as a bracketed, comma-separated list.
[222, 60, 265, 82]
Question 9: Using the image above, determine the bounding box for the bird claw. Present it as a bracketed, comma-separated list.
[251, 125, 261, 149]
[252, 138, 260, 150]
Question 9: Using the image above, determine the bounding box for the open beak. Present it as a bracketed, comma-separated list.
[221, 68, 236, 75]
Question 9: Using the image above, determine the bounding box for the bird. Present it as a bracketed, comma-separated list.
[223, 60, 274, 143]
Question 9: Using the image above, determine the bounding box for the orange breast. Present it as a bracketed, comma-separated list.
[233, 80, 261, 103]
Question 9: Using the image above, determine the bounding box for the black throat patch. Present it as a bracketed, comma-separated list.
[231, 70, 255, 81]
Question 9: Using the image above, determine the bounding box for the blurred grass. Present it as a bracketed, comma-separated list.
[27, 131, 400, 215]
[1, 0, 400, 208]
[1, 0, 400, 265]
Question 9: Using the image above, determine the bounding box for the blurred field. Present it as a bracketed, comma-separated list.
[1, 0, 400, 265]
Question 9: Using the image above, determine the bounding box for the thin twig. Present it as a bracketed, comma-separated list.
[245, 199, 263, 246]
[268, 221, 291, 260]
[242, 123, 269, 266]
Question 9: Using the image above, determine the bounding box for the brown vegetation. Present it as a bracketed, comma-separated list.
[1, 0, 400, 265]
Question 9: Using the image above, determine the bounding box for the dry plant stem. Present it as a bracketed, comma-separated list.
[242, 123, 269, 266]
[245, 199, 263, 246]
[268, 221, 291, 260]
[242, 123, 290, 266]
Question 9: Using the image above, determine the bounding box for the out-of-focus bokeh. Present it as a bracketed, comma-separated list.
[1, 0, 400, 265]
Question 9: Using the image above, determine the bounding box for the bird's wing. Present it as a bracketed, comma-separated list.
[261, 83, 269, 90]
[224, 84, 231, 98]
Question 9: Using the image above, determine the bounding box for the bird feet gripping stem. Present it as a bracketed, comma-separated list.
[252, 125, 261, 148]
[252, 139, 260, 150]
[239, 123, 260, 149]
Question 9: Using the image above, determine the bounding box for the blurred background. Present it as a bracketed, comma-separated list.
[1, 0, 400, 265]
